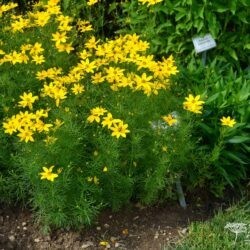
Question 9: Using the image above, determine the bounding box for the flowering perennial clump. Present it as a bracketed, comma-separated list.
[0, 0, 243, 230]
[1, 0, 180, 190]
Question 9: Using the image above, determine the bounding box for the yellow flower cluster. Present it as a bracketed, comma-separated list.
[3, 109, 52, 143]
[0, 42, 45, 65]
[0, 3, 18, 17]
[183, 94, 205, 114]
[87, 107, 130, 139]
[77, 34, 178, 96]
[138, 0, 163, 6]
[1, 0, 178, 144]
[51, 14, 74, 53]
[35, 32, 177, 106]
[76, 20, 93, 33]
[8, 0, 60, 33]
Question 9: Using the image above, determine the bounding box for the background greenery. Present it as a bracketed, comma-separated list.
[171, 200, 250, 250]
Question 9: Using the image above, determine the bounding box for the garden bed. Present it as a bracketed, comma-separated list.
[0, 192, 231, 250]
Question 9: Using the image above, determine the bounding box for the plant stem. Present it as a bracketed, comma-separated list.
[176, 177, 187, 209]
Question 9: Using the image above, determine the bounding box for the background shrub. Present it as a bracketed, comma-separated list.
[118, 0, 250, 69]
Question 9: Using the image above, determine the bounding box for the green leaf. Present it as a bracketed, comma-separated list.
[227, 136, 250, 144]
[227, 48, 238, 61]
[108, 2, 117, 14]
[198, 6, 204, 19]
[244, 43, 250, 49]
[217, 165, 234, 187]
[223, 151, 247, 164]
[229, 0, 237, 15]
[175, 11, 186, 21]
[199, 123, 214, 135]
[213, 4, 229, 13]
[206, 93, 220, 104]
[62, 0, 70, 11]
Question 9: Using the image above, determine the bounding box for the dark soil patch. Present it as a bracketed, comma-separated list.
[0, 192, 234, 250]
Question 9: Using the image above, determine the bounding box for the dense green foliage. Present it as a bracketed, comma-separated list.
[119, 0, 250, 69]
[174, 60, 250, 196]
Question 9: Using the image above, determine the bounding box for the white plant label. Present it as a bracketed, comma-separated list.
[192, 34, 216, 53]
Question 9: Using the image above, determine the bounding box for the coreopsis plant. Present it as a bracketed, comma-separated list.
[0, 0, 186, 228]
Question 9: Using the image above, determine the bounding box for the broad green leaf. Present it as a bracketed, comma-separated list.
[227, 136, 250, 144]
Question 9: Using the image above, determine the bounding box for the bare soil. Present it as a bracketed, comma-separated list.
[0, 193, 232, 250]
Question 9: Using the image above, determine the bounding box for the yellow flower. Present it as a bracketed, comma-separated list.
[87, 177, 93, 182]
[7, 51, 23, 64]
[91, 72, 105, 84]
[110, 121, 130, 139]
[39, 166, 59, 182]
[53, 87, 67, 107]
[30, 42, 44, 55]
[34, 120, 53, 133]
[87, 0, 99, 6]
[3, 118, 18, 135]
[183, 94, 205, 114]
[0, 49, 5, 55]
[103, 166, 108, 172]
[85, 36, 99, 49]
[138, 0, 163, 6]
[162, 114, 177, 126]
[32, 54, 45, 64]
[51, 32, 68, 45]
[101, 113, 114, 128]
[56, 43, 74, 53]
[99, 241, 109, 247]
[77, 20, 93, 33]
[93, 176, 99, 185]
[71, 84, 84, 95]
[87, 107, 107, 123]
[17, 128, 34, 142]
[54, 119, 64, 129]
[18, 92, 39, 110]
[220, 116, 236, 127]
[44, 135, 57, 145]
